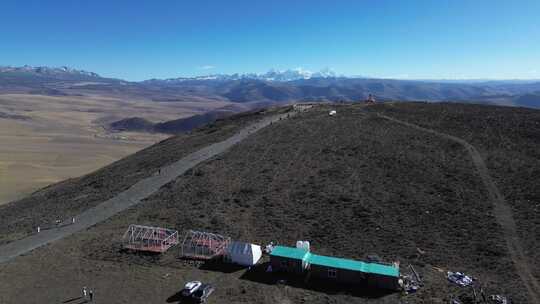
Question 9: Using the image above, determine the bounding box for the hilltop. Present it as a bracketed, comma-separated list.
[0, 102, 539, 304]
[108, 110, 235, 134]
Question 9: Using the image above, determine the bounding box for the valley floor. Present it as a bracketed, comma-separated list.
[0, 94, 231, 205]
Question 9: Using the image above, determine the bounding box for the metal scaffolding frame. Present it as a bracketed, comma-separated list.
[122, 224, 179, 253]
[180, 230, 231, 260]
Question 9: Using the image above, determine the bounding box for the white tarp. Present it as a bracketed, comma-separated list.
[447, 271, 473, 287]
[225, 241, 262, 266]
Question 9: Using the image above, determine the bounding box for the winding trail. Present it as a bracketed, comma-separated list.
[378, 113, 540, 303]
[0, 111, 294, 264]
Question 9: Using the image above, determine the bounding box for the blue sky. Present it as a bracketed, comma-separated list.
[1, 0, 539, 81]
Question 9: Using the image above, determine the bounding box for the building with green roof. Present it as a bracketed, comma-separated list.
[269, 245, 400, 290]
[270, 246, 312, 261]
[269, 246, 311, 274]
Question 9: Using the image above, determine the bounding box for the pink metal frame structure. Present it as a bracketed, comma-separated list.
[123, 224, 179, 253]
[180, 230, 231, 260]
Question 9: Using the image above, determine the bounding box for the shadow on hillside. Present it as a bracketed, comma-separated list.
[61, 296, 84, 303]
[239, 262, 395, 299]
[166, 290, 193, 304]
[118, 247, 163, 257]
[197, 259, 246, 273]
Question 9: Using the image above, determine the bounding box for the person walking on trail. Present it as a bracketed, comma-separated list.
[89, 290, 94, 302]
[158, 168, 161, 175]
[82, 286, 87, 299]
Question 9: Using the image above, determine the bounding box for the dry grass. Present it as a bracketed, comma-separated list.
[2, 103, 536, 304]
[0, 94, 232, 205]
[1, 103, 538, 304]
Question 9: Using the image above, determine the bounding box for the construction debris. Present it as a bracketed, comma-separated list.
[401, 275, 420, 294]
[122, 224, 179, 253]
[400, 264, 423, 294]
[489, 294, 508, 304]
[409, 264, 422, 284]
[447, 271, 473, 287]
[180, 230, 231, 260]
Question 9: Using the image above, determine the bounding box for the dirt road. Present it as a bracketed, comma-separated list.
[378, 113, 540, 304]
[0, 111, 294, 264]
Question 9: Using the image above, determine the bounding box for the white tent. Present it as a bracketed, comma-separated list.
[225, 241, 262, 266]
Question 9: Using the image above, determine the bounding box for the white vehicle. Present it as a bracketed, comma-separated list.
[181, 281, 202, 296]
[192, 284, 215, 303]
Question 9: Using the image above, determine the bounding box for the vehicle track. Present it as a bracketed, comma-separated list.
[0, 111, 296, 264]
[378, 113, 540, 303]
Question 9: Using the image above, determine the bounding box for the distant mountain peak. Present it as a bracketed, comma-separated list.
[145, 68, 339, 83]
[0, 65, 100, 78]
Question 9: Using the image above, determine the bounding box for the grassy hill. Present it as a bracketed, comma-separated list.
[0, 108, 275, 245]
[0, 102, 538, 304]
[108, 111, 236, 134]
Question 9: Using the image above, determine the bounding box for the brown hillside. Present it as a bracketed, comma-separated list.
[0, 108, 281, 245]
[0, 102, 538, 304]
[365, 102, 540, 288]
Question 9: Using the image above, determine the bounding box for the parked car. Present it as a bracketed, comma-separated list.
[191, 284, 215, 303]
[181, 281, 202, 297]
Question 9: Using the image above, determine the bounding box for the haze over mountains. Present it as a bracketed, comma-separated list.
[1, 65, 540, 108]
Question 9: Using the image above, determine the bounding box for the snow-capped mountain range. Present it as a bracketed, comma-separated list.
[0, 65, 339, 82]
[0, 65, 100, 78]
[145, 68, 339, 83]
[1, 65, 539, 108]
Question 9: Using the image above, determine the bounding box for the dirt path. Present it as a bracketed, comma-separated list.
[378, 113, 540, 303]
[0, 111, 295, 264]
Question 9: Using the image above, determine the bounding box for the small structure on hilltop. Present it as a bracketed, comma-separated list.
[293, 103, 314, 112]
[329, 110, 337, 116]
[180, 230, 231, 260]
[122, 224, 179, 253]
[269, 245, 400, 290]
[365, 94, 376, 104]
[224, 241, 263, 266]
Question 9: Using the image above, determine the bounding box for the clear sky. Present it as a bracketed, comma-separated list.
[1, 0, 539, 81]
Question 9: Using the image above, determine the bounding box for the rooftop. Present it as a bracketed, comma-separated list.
[270, 246, 311, 261]
[270, 246, 399, 277]
[308, 254, 399, 277]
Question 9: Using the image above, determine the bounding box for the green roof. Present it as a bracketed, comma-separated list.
[270, 246, 399, 277]
[270, 246, 311, 260]
[307, 254, 399, 277]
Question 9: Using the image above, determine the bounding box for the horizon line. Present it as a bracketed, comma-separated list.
[2, 64, 540, 82]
